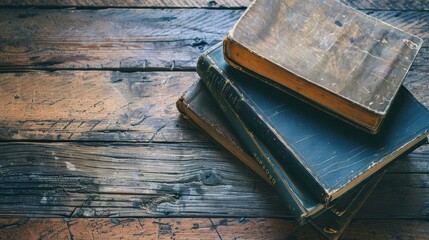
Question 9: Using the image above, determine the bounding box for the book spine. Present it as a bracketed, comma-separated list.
[197, 56, 322, 223]
[222, 49, 379, 135]
[197, 53, 329, 203]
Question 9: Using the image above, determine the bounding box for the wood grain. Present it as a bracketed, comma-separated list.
[0, 0, 427, 10]
[0, 218, 428, 240]
[0, 1, 427, 239]
[0, 70, 427, 142]
[0, 71, 201, 142]
[0, 9, 427, 70]
[341, 0, 429, 11]
[0, 141, 427, 218]
[0, 142, 289, 218]
[0, 0, 253, 8]
[0, 9, 240, 70]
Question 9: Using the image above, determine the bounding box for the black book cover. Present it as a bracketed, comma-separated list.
[197, 43, 429, 203]
[177, 80, 390, 239]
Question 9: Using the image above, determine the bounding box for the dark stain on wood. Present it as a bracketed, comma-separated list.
[219, 219, 228, 226]
[208, 1, 219, 8]
[192, 38, 209, 50]
[28, 56, 40, 61]
[334, 20, 343, 27]
[199, 170, 223, 186]
[111, 218, 121, 225]
[32, 59, 65, 67]
[158, 222, 172, 235]
[18, 13, 37, 19]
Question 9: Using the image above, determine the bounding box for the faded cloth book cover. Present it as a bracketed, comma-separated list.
[224, 0, 423, 134]
[199, 44, 429, 203]
[176, 80, 385, 239]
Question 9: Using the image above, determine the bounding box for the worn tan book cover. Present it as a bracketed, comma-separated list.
[224, 0, 423, 134]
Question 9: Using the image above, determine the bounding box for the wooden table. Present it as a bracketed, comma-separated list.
[0, 1, 428, 239]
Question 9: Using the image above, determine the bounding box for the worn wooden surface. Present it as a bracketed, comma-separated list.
[0, 0, 428, 239]
[0, 71, 200, 141]
[0, 0, 428, 10]
[0, 142, 428, 219]
[0, 9, 428, 70]
[0, 70, 427, 141]
[1, 218, 428, 240]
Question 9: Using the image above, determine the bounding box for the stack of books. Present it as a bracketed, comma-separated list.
[177, 0, 429, 239]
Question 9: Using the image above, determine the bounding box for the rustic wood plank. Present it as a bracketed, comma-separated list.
[0, 142, 287, 218]
[340, 0, 429, 11]
[344, 220, 429, 239]
[0, 71, 203, 142]
[0, 9, 427, 70]
[0, 0, 426, 11]
[0, 142, 427, 218]
[0, 70, 427, 142]
[403, 65, 429, 107]
[389, 151, 429, 173]
[0, 0, 252, 8]
[357, 173, 429, 219]
[0, 3, 426, 239]
[0, 218, 428, 240]
[0, 9, 240, 70]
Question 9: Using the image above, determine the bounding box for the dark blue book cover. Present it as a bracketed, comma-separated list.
[177, 80, 388, 239]
[197, 43, 429, 203]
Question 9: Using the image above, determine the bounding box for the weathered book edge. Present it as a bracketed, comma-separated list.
[224, 0, 423, 134]
[222, 39, 382, 134]
[224, 33, 385, 133]
[312, 134, 427, 239]
[310, 170, 385, 240]
[205, 84, 324, 222]
[176, 81, 269, 183]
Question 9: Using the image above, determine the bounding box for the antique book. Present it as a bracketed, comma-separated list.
[198, 44, 429, 203]
[176, 80, 386, 239]
[223, 0, 423, 134]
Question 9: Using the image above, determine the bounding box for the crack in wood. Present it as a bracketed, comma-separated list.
[209, 218, 223, 240]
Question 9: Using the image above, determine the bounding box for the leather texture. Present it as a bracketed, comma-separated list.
[198, 43, 429, 202]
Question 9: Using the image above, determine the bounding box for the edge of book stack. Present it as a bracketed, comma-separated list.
[176, 0, 429, 239]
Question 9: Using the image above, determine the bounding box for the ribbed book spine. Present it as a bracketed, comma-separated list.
[212, 86, 319, 222]
[197, 54, 329, 205]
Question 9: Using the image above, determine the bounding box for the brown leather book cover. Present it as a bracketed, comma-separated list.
[224, 0, 423, 134]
